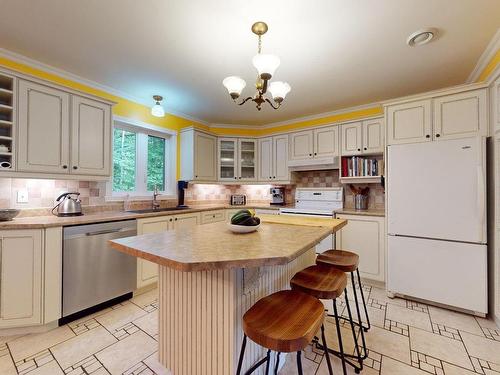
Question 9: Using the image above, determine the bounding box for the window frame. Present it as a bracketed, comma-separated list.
[107, 117, 177, 200]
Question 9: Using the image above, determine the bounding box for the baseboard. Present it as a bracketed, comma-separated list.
[0, 320, 58, 337]
[134, 282, 158, 296]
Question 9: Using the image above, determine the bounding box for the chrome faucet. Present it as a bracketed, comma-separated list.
[152, 185, 161, 210]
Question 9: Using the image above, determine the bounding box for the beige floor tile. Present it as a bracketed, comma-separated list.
[278, 351, 319, 374]
[364, 305, 386, 329]
[67, 307, 113, 329]
[95, 302, 147, 332]
[143, 352, 170, 375]
[475, 316, 500, 330]
[134, 310, 159, 337]
[316, 354, 378, 375]
[0, 353, 17, 375]
[28, 361, 65, 375]
[96, 331, 157, 375]
[0, 334, 25, 346]
[428, 306, 483, 335]
[323, 320, 358, 355]
[369, 287, 406, 307]
[365, 325, 411, 364]
[8, 326, 75, 361]
[381, 356, 431, 374]
[386, 304, 432, 331]
[409, 326, 473, 370]
[51, 326, 117, 370]
[461, 330, 500, 364]
[442, 362, 480, 375]
[131, 289, 158, 309]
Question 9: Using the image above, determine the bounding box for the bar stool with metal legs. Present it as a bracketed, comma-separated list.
[236, 289, 334, 375]
[317, 249, 370, 365]
[290, 264, 363, 374]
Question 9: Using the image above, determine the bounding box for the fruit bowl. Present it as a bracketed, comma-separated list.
[228, 223, 260, 233]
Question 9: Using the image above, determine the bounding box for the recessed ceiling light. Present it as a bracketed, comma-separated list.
[407, 28, 438, 47]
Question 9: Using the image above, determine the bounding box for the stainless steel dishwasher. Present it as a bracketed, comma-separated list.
[62, 220, 137, 323]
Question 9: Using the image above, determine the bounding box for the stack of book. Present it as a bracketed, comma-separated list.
[342, 156, 382, 177]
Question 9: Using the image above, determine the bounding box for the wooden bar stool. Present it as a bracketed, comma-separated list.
[236, 290, 334, 375]
[290, 264, 363, 374]
[317, 250, 370, 362]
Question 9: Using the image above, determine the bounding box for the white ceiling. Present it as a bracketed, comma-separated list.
[0, 0, 499, 125]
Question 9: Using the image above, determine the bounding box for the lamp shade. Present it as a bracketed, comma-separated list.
[151, 103, 165, 117]
[252, 54, 280, 79]
[223, 76, 246, 97]
[269, 81, 291, 101]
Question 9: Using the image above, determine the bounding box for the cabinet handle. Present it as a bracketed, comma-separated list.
[169, 218, 173, 222]
[314, 152, 317, 156]
[436, 134, 441, 138]
[364, 147, 367, 151]
[357, 148, 361, 151]
[195, 175, 198, 178]
[238, 177, 241, 179]
[273, 176, 276, 179]
[73, 166, 78, 170]
[425, 135, 430, 138]
[62, 165, 68, 169]
[175, 218, 178, 221]
[309, 153, 312, 156]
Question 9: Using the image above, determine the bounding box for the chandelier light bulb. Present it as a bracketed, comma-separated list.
[252, 54, 280, 80]
[269, 81, 291, 103]
[151, 95, 165, 117]
[223, 76, 246, 99]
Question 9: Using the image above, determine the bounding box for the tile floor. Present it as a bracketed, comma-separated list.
[0, 283, 499, 375]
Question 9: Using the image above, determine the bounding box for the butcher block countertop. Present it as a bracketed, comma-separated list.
[109, 216, 347, 272]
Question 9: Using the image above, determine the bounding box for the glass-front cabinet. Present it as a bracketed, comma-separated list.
[218, 138, 237, 180]
[218, 138, 257, 181]
[238, 139, 257, 181]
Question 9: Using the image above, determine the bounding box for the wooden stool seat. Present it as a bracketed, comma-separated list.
[317, 249, 359, 272]
[242, 290, 325, 353]
[290, 264, 347, 300]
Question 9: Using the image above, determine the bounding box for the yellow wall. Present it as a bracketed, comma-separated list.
[476, 48, 500, 83]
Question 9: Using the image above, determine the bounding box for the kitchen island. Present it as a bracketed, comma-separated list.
[110, 217, 347, 375]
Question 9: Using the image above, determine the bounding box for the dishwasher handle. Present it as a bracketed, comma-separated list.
[85, 228, 123, 236]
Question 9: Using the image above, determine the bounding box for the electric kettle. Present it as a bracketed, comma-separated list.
[52, 192, 83, 217]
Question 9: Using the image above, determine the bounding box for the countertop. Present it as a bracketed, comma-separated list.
[334, 208, 385, 217]
[0, 204, 280, 229]
[109, 216, 347, 272]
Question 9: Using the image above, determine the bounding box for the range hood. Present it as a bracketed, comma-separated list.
[288, 156, 339, 171]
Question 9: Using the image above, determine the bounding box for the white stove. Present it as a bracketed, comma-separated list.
[280, 187, 343, 252]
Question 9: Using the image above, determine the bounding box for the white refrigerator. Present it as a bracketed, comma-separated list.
[387, 136, 487, 315]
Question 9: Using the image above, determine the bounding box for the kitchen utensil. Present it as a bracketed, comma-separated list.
[52, 192, 83, 217]
[354, 194, 368, 210]
[228, 223, 260, 233]
[0, 209, 20, 221]
[270, 187, 285, 205]
[0, 145, 9, 153]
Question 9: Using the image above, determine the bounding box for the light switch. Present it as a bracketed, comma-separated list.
[17, 189, 29, 203]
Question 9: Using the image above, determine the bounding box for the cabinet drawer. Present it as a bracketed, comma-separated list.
[201, 210, 226, 224]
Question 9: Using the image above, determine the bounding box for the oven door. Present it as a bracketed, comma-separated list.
[279, 211, 335, 253]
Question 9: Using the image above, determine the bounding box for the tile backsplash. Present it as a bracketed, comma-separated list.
[0, 169, 385, 214]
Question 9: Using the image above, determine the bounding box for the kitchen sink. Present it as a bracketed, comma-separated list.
[126, 207, 190, 214]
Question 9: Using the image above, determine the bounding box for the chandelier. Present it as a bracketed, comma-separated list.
[222, 22, 291, 111]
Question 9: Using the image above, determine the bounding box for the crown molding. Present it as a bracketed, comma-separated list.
[467, 28, 500, 83]
[0, 47, 210, 126]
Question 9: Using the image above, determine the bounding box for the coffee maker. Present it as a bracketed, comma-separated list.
[270, 187, 285, 206]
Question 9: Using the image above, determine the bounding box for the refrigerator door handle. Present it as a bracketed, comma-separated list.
[477, 165, 486, 242]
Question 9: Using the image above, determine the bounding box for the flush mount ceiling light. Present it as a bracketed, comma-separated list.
[407, 28, 438, 47]
[223, 21, 291, 111]
[151, 95, 165, 117]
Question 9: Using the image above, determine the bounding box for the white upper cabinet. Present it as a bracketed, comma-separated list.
[433, 89, 488, 140]
[17, 79, 114, 177]
[341, 122, 363, 155]
[313, 126, 339, 158]
[238, 139, 257, 181]
[386, 100, 432, 145]
[218, 138, 238, 181]
[289, 130, 314, 160]
[386, 88, 488, 145]
[181, 129, 217, 182]
[71, 95, 111, 175]
[258, 135, 289, 182]
[258, 137, 273, 181]
[362, 118, 384, 154]
[18, 80, 71, 173]
[273, 135, 289, 181]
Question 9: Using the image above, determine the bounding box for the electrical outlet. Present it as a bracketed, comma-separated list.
[17, 189, 29, 203]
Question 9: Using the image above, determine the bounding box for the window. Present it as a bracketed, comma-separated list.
[110, 122, 175, 198]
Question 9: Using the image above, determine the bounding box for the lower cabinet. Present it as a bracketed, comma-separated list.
[0, 228, 62, 329]
[335, 214, 386, 282]
[201, 210, 226, 224]
[136, 213, 200, 289]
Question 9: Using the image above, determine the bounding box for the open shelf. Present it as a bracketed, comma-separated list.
[340, 154, 384, 184]
[0, 73, 14, 170]
[340, 176, 382, 184]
